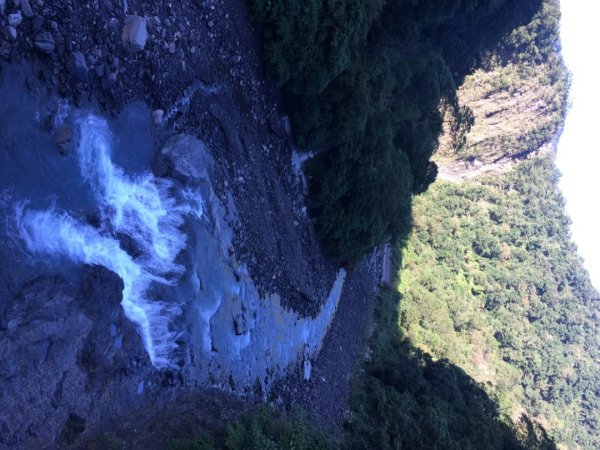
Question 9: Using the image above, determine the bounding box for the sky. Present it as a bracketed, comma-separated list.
[556, 0, 600, 290]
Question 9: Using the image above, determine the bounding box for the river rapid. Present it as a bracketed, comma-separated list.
[0, 63, 346, 441]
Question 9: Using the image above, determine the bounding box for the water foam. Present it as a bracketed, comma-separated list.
[14, 113, 200, 368]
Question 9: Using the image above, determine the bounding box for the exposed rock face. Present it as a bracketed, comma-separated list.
[0, 276, 92, 448]
[121, 15, 147, 52]
[0, 267, 151, 449]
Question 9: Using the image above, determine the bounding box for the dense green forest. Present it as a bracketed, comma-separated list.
[251, 0, 543, 263]
[399, 159, 600, 448]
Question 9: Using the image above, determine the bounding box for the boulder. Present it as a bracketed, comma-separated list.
[101, 71, 117, 90]
[34, 32, 55, 54]
[121, 15, 147, 52]
[156, 134, 212, 183]
[8, 12, 22, 27]
[283, 115, 292, 137]
[66, 51, 88, 80]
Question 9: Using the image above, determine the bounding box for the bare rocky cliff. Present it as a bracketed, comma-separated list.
[435, 25, 568, 183]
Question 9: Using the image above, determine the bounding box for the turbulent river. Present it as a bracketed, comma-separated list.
[0, 64, 345, 392]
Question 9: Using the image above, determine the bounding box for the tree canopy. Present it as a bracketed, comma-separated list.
[252, 0, 542, 263]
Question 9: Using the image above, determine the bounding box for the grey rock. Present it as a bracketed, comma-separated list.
[155, 134, 212, 183]
[21, 0, 33, 17]
[5, 25, 17, 41]
[34, 31, 55, 54]
[121, 15, 147, 52]
[66, 51, 88, 80]
[8, 12, 22, 27]
[151, 109, 164, 124]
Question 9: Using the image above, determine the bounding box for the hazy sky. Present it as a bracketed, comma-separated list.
[556, 1, 600, 289]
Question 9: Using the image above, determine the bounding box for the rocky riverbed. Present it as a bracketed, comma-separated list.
[0, 1, 382, 448]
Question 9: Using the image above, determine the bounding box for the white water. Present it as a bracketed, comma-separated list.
[15, 114, 201, 368]
[10, 108, 346, 389]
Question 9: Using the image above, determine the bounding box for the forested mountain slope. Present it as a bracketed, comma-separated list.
[251, 0, 543, 263]
[400, 160, 600, 448]
[398, 1, 600, 447]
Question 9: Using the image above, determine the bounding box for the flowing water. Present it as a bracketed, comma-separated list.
[0, 64, 345, 392]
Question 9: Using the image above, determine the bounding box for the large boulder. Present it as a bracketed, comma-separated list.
[155, 134, 212, 184]
[121, 15, 147, 52]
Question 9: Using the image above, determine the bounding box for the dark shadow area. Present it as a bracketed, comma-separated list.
[343, 287, 556, 450]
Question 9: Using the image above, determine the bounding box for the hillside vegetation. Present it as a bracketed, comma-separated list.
[399, 159, 600, 448]
[251, 0, 543, 264]
[397, 1, 600, 447]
